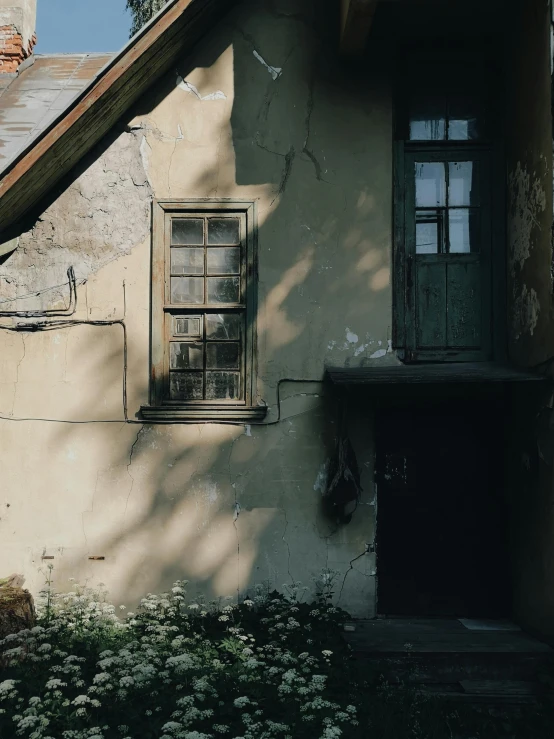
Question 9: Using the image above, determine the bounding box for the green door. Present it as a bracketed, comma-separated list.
[404, 150, 492, 362]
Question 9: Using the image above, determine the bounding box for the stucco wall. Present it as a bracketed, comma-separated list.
[504, 0, 554, 639]
[0, 0, 393, 616]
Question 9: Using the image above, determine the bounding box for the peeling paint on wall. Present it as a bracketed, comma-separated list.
[369, 348, 386, 359]
[176, 74, 227, 101]
[512, 283, 540, 340]
[252, 50, 282, 80]
[0, 131, 152, 309]
[345, 328, 358, 344]
[313, 461, 329, 494]
[508, 161, 547, 272]
[507, 160, 547, 342]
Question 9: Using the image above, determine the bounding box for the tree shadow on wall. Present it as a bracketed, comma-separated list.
[3, 0, 395, 608]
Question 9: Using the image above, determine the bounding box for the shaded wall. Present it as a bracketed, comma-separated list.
[0, 0, 394, 616]
[505, 0, 554, 638]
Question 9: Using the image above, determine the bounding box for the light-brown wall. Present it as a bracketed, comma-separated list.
[0, 0, 394, 615]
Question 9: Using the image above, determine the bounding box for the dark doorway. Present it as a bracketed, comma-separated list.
[375, 403, 510, 617]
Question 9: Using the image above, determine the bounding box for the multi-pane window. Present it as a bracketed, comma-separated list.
[415, 160, 480, 255]
[168, 215, 243, 401]
[144, 201, 263, 421]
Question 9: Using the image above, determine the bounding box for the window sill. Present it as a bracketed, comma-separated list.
[140, 405, 268, 423]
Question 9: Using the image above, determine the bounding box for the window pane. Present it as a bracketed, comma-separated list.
[208, 218, 240, 245]
[415, 162, 446, 207]
[448, 95, 482, 140]
[207, 277, 240, 304]
[449, 161, 479, 206]
[207, 247, 240, 275]
[205, 371, 241, 400]
[171, 247, 204, 275]
[174, 316, 202, 337]
[448, 209, 480, 253]
[416, 210, 443, 254]
[206, 342, 240, 370]
[170, 342, 203, 369]
[170, 372, 203, 400]
[409, 95, 446, 141]
[171, 277, 204, 304]
[205, 313, 241, 340]
[172, 219, 204, 245]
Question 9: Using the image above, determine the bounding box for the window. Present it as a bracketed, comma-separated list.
[142, 200, 265, 421]
[393, 49, 504, 363]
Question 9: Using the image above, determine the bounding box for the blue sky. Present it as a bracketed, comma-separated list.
[36, 0, 132, 54]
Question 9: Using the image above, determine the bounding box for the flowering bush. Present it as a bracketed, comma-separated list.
[0, 569, 360, 739]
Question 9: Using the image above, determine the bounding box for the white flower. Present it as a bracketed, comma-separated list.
[242, 600, 254, 607]
[322, 650, 333, 657]
[233, 696, 250, 708]
[92, 672, 111, 685]
[0, 679, 18, 695]
[218, 615, 229, 622]
[72, 695, 91, 706]
[45, 678, 66, 690]
[161, 722, 182, 732]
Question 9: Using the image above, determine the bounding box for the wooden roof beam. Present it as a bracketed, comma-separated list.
[339, 0, 377, 57]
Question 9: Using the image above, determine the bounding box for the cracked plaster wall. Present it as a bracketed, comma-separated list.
[506, 0, 553, 366]
[0, 0, 391, 616]
[504, 0, 554, 639]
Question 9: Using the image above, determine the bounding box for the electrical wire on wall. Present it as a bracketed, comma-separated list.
[0, 267, 81, 317]
[0, 268, 324, 428]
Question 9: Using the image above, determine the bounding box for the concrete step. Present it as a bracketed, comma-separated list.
[343, 618, 554, 683]
[417, 680, 541, 706]
[352, 650, 552, 682]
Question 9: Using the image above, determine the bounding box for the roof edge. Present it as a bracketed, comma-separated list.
[0, 0, 234, 238]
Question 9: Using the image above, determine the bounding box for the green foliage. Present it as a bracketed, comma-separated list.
[126, 0, 169, 37]
[0, 569, 361, 739]
[1, 568, 553, 739]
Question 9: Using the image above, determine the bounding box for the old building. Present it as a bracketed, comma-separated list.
[0, 0, 553, 642]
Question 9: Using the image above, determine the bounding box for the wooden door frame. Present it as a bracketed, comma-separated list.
[392, 141, 506, 362]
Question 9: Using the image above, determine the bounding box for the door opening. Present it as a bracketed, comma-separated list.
[375, 404, 510, 618]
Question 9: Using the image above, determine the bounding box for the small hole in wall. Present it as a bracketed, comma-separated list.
[88, 556, 105, 561]
[41, 556, 55, 560]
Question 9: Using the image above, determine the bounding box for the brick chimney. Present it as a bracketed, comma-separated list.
[0, 0, 36, 74]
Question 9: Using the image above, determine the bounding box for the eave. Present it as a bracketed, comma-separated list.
[326, 362, 548, 385]
[0, 0, 234, 240]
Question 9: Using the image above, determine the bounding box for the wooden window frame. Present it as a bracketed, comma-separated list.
[141, 199, 266, 422]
